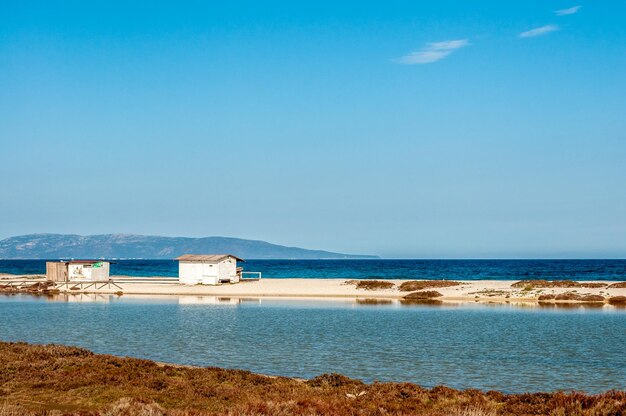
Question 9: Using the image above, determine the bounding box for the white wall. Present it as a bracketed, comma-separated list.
[67, 263, 110, 281]
[218, 258, 237, 282]
[68, 264, 92, 280]
[179, 262, 209, 284]
[91, 263, 110, 281]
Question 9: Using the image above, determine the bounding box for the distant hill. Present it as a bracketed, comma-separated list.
[0, 234, 377, 260]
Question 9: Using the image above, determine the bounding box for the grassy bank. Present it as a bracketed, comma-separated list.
[1, 342, 624, 416]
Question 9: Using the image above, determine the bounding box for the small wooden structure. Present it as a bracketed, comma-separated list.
[46, 262, 68, 282]
[176, 254, 245, 285]
[46, 261, 110, 282]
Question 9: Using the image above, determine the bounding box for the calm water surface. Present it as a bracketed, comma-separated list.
[3, 259, 626, 280]
[1, 295, 625, 394]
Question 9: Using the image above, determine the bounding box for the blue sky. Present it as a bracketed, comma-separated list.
[1, 1, 625, 258]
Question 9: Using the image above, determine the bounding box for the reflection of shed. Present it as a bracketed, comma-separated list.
[176, 254, 244, 285]
[46, 261, 110, 282]
[178, 296, 241, 305]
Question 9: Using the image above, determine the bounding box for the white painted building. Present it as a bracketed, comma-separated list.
[176, 254, 244, 285]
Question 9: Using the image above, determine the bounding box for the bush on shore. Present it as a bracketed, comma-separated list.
[608, 296, 626, 304]
[549, 293, 606, 302]
[510, 280, 608, 289]
[398, 280, 461, 291]
[345, 280, 395, 290]
[403, 290, 443, 299]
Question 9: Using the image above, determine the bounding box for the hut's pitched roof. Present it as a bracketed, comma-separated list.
[175, 254, 245, 262]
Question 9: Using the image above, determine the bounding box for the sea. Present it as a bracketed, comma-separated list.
[2, 259, 626, 394]
[2, 258, 626, 280]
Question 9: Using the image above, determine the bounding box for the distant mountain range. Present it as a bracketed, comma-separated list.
[0, 234, 377, 260]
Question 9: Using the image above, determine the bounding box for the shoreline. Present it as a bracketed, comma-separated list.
[2, 275, 626, 305]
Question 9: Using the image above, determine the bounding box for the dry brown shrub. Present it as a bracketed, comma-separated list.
[399, 280, 461, 291]
[511, 280, 608, 289]
[346, 280, 395, 290]
[103, 398, 166, 416]
[537, 294, 556, 301]
[450, 405, 498, 416]
[579, 283, 608, 288]
[608, 296, 626, 304]
[555, 292, 582, 301]
[404, 290, 443, 300]
[608, 282, 626, 288]
[307, 373, 363, 388]
[2, 341, 626, 416]
[511, 280, 557, 288]
[579, 294, 605, 302]
[0, 404, 34, 416]
[229, 400, 302, 416]
[0, 281, 59, 295]
[553, 280, 585, 288]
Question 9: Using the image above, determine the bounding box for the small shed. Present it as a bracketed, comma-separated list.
[46, 261, 110, 282]
[176, 254, 244, 285]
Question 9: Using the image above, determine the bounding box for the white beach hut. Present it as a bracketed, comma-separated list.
[176, 254, 244, 285]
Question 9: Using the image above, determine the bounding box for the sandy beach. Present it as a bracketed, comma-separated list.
[2, 275, 626, 304]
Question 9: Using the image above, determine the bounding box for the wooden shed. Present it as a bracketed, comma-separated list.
[46, 261, 110, 282]
[176, 254, 244, 285]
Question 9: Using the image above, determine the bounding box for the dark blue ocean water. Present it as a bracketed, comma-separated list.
[1, 295, 625, 393]
[2, 259, 626, 280]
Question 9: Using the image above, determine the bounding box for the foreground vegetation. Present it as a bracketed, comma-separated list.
[1, 342, 625, 415]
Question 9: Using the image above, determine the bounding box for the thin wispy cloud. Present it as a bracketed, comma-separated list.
[555, 5, 581, 16]
[519, 25, 559, 38]
[394, 39, 470, 65]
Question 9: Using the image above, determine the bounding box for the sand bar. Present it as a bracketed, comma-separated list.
[2, 275, 626, 304]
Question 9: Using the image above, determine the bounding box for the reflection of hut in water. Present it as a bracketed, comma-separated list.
[46, 261, 110, 282]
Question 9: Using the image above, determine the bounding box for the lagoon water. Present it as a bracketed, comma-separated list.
[1, 294, 625, 394]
